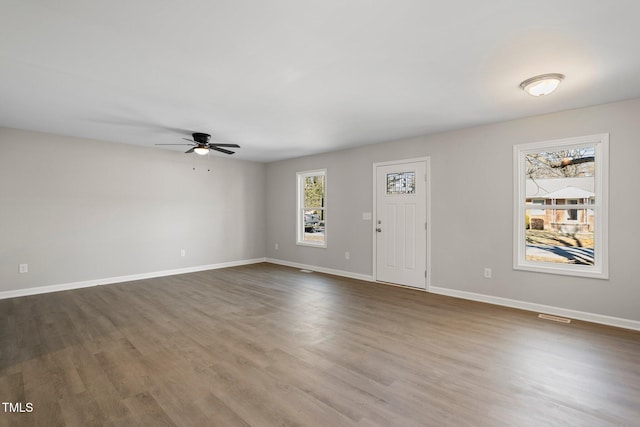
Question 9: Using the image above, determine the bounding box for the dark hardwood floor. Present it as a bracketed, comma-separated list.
[1, 263, 639, 426]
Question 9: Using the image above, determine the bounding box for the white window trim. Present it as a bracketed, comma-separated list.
[513, 133, 609, 279]
[296, 169, 327, 248]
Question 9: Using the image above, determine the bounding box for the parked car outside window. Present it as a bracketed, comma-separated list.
[304, 213, 320, 232]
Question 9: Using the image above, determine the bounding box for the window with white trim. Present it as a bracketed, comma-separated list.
[514, 134, 608, 278]
[296, 169, 326, 247]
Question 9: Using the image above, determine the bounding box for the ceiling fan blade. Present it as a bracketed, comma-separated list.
[185, 147, 195, 154]
[211, 146, 235, 155]
[210, 143, 240, 148]
[155, 143, 195, 146]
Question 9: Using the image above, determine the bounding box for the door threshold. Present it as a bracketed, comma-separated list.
[374, 280, 426, 291]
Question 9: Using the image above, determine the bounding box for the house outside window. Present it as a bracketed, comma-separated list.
[296, 169, 326, 247]
[514, 134, 609, 278]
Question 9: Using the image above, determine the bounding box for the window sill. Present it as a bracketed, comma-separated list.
[514, 262, 608, 280]
[296, 241, 327, 249]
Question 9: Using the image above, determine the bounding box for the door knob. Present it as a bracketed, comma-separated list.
[376, 227, 382, 232]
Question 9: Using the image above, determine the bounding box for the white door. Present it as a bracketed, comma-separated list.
[375, 159, 427, 289]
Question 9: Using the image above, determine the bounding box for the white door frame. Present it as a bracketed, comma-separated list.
[372, 157, 431, 290]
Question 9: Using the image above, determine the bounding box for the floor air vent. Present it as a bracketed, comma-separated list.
[538, 313, 571, 323]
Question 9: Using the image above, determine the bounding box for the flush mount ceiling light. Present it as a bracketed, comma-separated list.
[520, 73, 565, 96]
[194, 146, 209, 155]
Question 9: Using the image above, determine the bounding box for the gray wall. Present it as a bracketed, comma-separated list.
[266, 98, 640, 321]
[3, 99, 639, 322]
[0, 127, 267, 292]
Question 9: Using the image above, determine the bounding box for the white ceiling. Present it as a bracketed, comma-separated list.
[2, 1, 640, 162]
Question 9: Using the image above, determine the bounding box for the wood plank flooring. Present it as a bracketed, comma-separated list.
[1, 263, 639, 426]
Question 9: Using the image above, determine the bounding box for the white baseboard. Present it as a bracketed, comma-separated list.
[429, 286, 640, 332]
[265, 258, 374, 282]
[0, 258, 267, 300]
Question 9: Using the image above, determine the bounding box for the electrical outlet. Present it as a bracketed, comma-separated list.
[19, 264, 28, 274]
[180, 249, 186, 257]
[275, 243, 279, 250]
[483, 268, 492, 279]
[345, 251, 350, 260]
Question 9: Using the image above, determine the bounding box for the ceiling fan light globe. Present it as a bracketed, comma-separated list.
[194, 147, 209, 155]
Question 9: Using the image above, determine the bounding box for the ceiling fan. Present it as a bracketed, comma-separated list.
[156, 132, 240, 155]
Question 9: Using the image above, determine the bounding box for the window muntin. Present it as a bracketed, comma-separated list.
[296, 169, 326, 247]
[514, 134, 608, 278]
